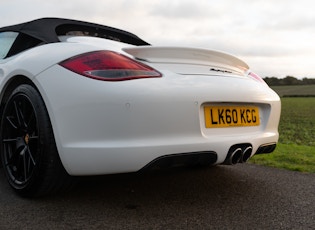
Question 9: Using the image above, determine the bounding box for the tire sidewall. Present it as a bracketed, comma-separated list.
[0, 84, 53, 195]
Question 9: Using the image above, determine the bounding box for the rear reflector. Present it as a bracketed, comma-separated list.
[248, 72, 266, 84]
[59, 50, 162, 81]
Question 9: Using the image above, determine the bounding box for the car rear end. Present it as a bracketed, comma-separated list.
[34, 38, 281, 175]
[122, 46, 281, 164]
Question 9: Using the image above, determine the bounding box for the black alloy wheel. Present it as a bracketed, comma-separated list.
[1, 89, 39, 187]
[0, 84, 71, 197]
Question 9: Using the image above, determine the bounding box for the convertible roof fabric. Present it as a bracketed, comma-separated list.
[0, 17, 150, 46]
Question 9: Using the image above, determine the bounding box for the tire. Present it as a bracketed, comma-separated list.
[0, 84, 72, 197]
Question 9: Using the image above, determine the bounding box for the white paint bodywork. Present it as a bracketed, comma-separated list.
[0, 36, 281, 175]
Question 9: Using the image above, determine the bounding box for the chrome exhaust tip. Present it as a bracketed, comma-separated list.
[223, 144, 253, 165]
[223, 147, 243, 165]
[240, 146, 253, 163]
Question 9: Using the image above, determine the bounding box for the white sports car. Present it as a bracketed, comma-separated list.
[0, 18, 281, 197]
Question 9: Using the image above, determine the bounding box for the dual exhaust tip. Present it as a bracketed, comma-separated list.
[224, 144, 253, 165]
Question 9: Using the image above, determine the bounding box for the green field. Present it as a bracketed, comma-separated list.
[278, 97, 315, 146]
[250, 85, 315, 173]
[251, 143, 315, 173]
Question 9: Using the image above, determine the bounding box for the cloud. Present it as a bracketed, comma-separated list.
[0, 0, 314, 78]
[149, 0, 214, 19]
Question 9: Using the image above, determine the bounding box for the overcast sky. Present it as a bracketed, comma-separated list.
[1, 0, 314, 79]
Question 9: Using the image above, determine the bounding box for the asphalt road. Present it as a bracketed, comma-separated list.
[0, 164, 314, 229]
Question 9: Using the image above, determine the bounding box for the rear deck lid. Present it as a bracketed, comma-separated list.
[123, 46, 249, 76]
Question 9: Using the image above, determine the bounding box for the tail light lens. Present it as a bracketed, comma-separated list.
[59, 50, 162, 81]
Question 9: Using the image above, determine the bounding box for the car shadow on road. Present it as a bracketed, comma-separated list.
[41, 165, 271, 211]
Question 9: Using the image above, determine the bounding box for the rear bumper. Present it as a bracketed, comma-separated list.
[34, 66, 280, 175]
[56, 132, 278, 175]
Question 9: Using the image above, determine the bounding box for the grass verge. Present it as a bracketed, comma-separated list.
[249, 96, 315, 173]
[250, 143, 315, 173]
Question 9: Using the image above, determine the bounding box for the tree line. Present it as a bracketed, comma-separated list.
[263, 76, 315, 86]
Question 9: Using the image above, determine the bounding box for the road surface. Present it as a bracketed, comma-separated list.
[0, 164, 314, 229]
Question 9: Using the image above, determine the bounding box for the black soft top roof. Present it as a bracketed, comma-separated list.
[0, 17, 150, 46]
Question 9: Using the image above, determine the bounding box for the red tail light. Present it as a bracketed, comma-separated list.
[59, 50, 162, 81]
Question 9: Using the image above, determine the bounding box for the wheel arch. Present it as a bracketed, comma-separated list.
[0, 76, 38, 165]
[0, 75, 61, 158]
[0, 75, 38, 108]
[0, 81, 73, 196]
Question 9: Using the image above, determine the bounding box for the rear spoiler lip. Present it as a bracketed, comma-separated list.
[123, 46, 250, 74]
